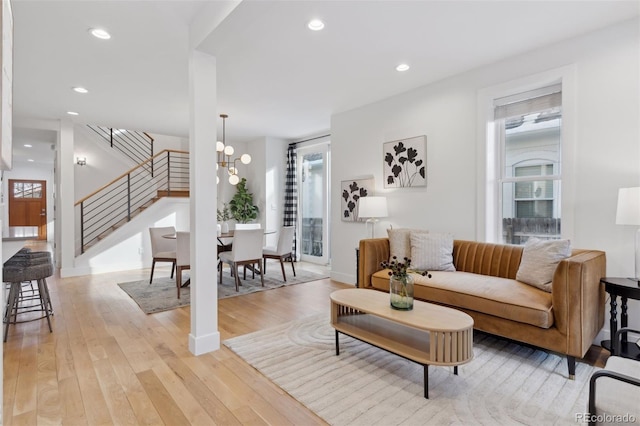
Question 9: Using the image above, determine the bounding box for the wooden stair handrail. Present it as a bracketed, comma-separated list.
[74, 149, 188, 206]
[142, 131, 154, 143]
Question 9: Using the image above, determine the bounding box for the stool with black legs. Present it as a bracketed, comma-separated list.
[3, 251, 54, 342]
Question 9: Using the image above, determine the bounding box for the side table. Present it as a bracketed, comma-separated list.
[600, 277, 640, 360]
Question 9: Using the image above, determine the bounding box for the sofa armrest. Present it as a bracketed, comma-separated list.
[551, 249, 606, 357]
[358, 238, 390, 289]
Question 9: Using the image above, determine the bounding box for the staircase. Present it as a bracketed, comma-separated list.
[74, 149, 189, 255]
[87, 124, 154, 168]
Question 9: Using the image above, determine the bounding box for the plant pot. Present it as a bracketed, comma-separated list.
[221, 222, 229, 233]
[390, 274, 414, 310]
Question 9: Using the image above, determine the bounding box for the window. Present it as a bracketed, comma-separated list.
[495, 84, 562, 244]
[13, 181, 43, 198]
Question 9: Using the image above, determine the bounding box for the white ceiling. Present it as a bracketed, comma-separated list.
[12, 0, 640, 159]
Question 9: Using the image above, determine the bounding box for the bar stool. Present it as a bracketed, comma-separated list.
[3, 252, 54, 342]
[4, 251, 54, 315]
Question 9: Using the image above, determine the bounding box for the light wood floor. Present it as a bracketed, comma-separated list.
[3, 245, 609, 425]
[3, 256, 349, 425]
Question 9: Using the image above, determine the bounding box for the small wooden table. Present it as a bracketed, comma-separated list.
[600, 277, 640, 360]
[330, 288, 474, 398]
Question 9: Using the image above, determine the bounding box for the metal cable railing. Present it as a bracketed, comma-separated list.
[87, 125, 155, 174]
[75, 150, 189, 254]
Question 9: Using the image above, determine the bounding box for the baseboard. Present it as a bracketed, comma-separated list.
[60, 261, 145, 278]
[331, 271, 355, 286]
[189, 331, 221, 355]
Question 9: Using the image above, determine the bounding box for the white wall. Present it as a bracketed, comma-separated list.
[330, 19, 640, 333]
[264, 137, 288, 247]
[2, 160, 55, 240]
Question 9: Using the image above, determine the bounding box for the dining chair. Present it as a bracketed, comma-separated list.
[233, 224, 262, 275]
[175, 231, 190, 299]
[148, 226, 177, 284]
[263, 226, 296, 282]
[218, 229, 264, 291]
[235, 223, 262, 230]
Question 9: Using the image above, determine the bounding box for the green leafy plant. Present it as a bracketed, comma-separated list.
[217, 203, 231, 222]
[229, 178, 259, 223]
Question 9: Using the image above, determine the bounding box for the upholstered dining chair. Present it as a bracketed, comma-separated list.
[263, 226, 296, 282]
[175, 232, 190, 299]
[148, 226, 176, 284]
[587, 327, 640, 425]
[218, 229, 264, 291]
[235, 223, 262, 230]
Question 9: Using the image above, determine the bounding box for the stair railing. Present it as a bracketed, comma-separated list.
[75, 149, 189, 254]
[86, 125, 155, 174]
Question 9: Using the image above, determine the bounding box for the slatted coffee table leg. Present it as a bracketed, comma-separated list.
[335, 330, 340, 356]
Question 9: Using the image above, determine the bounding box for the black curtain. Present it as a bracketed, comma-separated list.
[283, 144, 298, 260]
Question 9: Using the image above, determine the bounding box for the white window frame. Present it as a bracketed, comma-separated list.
[476, 66, 576, 243]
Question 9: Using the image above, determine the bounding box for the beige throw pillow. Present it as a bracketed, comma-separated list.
[410, 232, 456, 271]
[388, 228, 428, 262]
[516, 237, 571, 292]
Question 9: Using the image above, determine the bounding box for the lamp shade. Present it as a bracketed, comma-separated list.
[616, 187, 640, 225]
[358, 196, 388, 219]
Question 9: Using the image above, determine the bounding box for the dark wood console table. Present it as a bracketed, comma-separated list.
[600, 277, 640, 360]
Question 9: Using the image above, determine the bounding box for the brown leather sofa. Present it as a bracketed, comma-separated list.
[358, 238, 606, 378]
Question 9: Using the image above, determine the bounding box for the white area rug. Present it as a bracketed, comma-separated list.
[224, 314, 597, 426]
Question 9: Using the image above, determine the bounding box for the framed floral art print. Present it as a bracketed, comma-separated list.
[383, 135, 426, 188]
[341, 177, 374, 222]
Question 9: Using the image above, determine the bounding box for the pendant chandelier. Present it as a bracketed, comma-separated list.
[216, 114, 251, 185]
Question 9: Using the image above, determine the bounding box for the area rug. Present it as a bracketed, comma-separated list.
[223, 314, 597, 426]
[117, 269, 329, 314]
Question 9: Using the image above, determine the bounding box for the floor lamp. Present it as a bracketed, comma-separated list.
[616, 187, 640, 282]
[358, 196, 388, 239]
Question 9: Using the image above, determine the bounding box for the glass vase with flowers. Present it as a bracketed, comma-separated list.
[381, 256, 431, 310]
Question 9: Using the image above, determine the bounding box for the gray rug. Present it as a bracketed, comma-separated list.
[117, 268, 329, 314]
[224, 314, 598, 426]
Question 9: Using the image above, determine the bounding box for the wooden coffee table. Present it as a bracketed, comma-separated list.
[330, 288, 474, 398]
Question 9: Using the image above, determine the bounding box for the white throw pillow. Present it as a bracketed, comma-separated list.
[410, 232, 455, 271]
[388, 228, 428, 262]
[516, 237, 571, 292]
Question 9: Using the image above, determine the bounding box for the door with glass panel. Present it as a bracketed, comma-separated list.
[8, 179, 47, 240]
[297, 143, 330, 264]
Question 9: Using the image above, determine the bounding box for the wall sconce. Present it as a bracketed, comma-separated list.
[76, 157, 87, 166]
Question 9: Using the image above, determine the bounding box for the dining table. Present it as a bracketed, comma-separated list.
[163, 229, 277, 282]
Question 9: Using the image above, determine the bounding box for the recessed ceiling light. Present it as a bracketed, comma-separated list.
[24, 144, 32, 148]
[308, 19, 325, 31]
[73, 87, 88, 94]
[27, 159, 34, 162]
[90, 28, 111, 40]
[396, 64, 410, 72]
[67, 111, 79, 116]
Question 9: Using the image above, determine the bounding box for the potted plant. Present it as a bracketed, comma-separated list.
[229, 178, 259, 224]
[217, 202, 231, 233]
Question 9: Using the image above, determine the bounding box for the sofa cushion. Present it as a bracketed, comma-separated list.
[387, 228, 428, 262]
[516, 238, 571, 292]
[371, 269, 554, 329]
[410, 232, 455, 271]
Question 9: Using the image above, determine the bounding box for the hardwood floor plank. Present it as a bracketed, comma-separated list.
[58, 376, 87, 425]
[136, 369, 191, 425]
[36, 339, 62, 424]
[100, 336, 164, 425]
[12, 332, 38, 416]
[93, 357, 138, 425]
